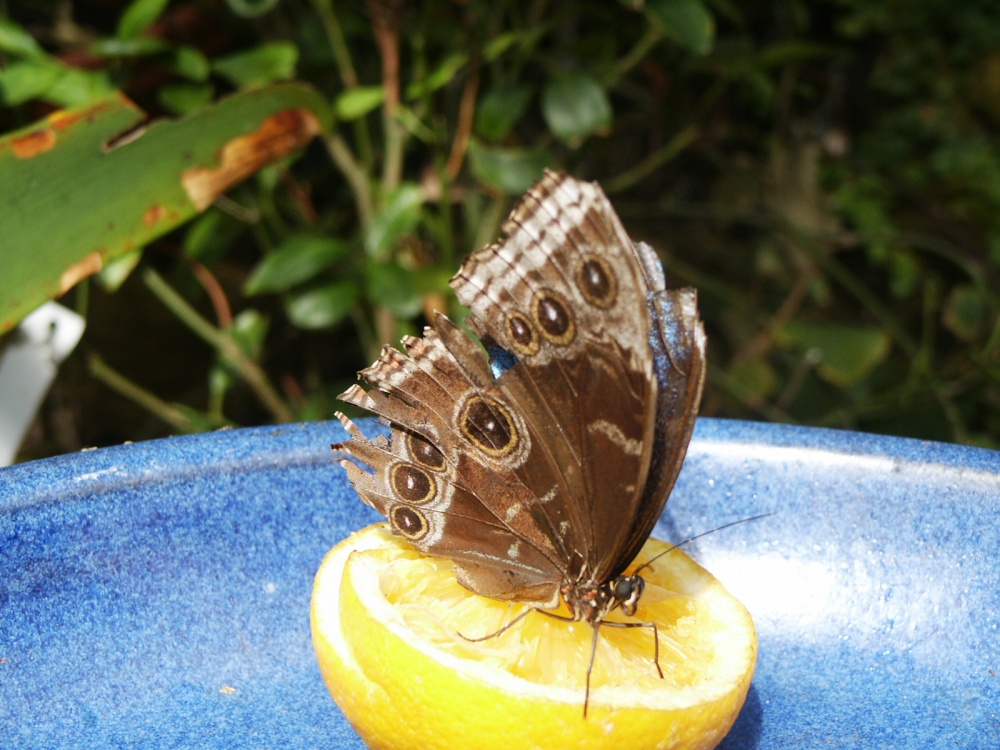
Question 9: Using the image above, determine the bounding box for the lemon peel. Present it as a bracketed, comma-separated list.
[311, 523, 756, 750]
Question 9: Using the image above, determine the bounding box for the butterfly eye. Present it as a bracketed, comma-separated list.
[532, 291, 576, 345]
[613, 575, 645, 616]
[459, 394, 519, 457]
[406, 432, 445, 471]
[506, 312, 540, 357]
[389, 505, 429, 541]
[576, 256, 618, 309]
[613, 576, 633, 600]
[390, 463, 437, 505]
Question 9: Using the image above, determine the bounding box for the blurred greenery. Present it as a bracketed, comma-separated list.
[1, 0, 998, 460]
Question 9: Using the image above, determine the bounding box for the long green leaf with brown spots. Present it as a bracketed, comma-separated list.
[0, 82, 331, 333]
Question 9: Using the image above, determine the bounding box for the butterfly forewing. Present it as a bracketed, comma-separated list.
[451, 173, 658, 586]
[615, 281, 706, 573]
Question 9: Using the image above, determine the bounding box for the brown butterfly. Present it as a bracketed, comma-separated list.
[333, 170, 706, 713]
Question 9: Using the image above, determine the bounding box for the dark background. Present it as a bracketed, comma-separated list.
[3, 0, 998, 460]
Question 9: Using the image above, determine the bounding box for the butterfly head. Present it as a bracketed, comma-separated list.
[562, 573, 646, 624]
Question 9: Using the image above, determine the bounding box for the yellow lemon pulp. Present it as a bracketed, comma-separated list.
[311, 523, 756, 750]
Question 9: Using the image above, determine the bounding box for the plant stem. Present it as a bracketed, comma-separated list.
[605, 126, 698, 193]
[445, 55, 480, 180]
[324, 132, 374, 229]
[370, 0, 405, 190]
[88, 353, 223, 433]
[608, 24, 662, 87]
[312, 0, 359, 88]
[142, 268, 294, 423]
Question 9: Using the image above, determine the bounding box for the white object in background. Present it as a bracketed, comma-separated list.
[0, 302, 86, 466]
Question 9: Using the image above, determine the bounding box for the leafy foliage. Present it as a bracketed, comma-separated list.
[1, 0, 998, 459]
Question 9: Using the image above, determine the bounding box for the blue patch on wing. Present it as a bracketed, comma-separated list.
[487, 343, 519, 379]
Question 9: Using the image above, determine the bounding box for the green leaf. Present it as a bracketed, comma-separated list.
[117, 0, 170, 39]
[209, 360, 237, 402]
[888, 250, 918, 298]
[942, 285, 988, 341]
[365, 183, 425, 259]
[0, 83, 331, 332]
[182, 209, 245, 262]
[0, 61, 63, 106]
[541, 71, 612, 143]
[468, 142, 553, 195]
[211, 310, 268, 403]
[244, 235, 351, 294]
[213, 43, 299, 88]
[225, 0, 282, 18]
[365, 264, 449, 320]
[97, 251, 142, 291]
[229, 309, 269, 359]
[334, 86, 385, 121]
[483, 31, 521, 62]
[366, 262, 424, 318]
[0, 17, 46, 59]
[646, 0, 715, 56]
[729, 359, 778, 400]
[90, 37, 171, 58]
[170, 46, 212, 82]
[42, 68, 116, 107]
[776, 321, 891, 387]
[406, 52, 468, 99]
[286, 282, 360, 329]
[484, 24, 550, 63]
[475, 84, 534, 141]
[158, 83, 215, 115]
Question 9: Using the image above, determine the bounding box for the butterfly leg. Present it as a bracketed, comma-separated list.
[533, 611, 651, 719]
[585, 622, 601, 718]
[583, 619, 663, 719]
[600, 619, 664, 679]
[459, 605, 578, 642]
[456, 606, 536, 643]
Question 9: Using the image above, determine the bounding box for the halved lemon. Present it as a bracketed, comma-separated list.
[311, 523, 756, 750]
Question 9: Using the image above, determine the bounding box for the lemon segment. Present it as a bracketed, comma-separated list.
[311, 523, 756, 750]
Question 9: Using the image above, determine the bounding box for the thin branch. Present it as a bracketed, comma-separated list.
[605, 126, 698, 194]
[708, 367, 796, 424]
[730, 259, 818, 369]
[88, 353, 225, 433]
[311, 0, 376, 166]
[369, 0, 405, 190]
[445, 56, 480, 180]
[312, 0, 359, 88]
[142, 268, 294, 423]
[607, 24, 662, 88]
[324, 131, 374, 229]
[186, 258, 233, 329]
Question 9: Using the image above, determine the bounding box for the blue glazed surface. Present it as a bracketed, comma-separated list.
[1, 418, 997, 749]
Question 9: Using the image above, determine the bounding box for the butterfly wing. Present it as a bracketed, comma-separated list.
[336, 317, 570, 609]
[611, 242, 706, 574]
[335, 171, 703, 607]
[450, 172, 659, 586]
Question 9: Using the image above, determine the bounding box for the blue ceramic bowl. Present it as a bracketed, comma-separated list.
[1, 418, 997, 749]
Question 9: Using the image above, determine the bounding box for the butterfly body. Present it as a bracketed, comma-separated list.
[334, 171, 705, 705]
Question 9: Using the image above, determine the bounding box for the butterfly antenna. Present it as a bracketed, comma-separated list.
[633, 513, 771, 576]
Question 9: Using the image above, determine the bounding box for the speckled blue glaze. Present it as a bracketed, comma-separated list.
[1, 419, 997, 749]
